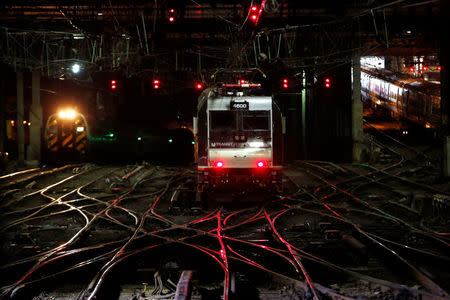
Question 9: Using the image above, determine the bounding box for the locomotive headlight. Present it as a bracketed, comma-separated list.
[58, 109, 77, 119]
[58, 110, 67, 119]
[249, 141, 265, 148]
[66, 109, 76, 119]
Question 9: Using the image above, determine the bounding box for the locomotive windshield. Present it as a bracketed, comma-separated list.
[243, 111, 270, 130]
[209, 110, 271, 148]
[210, 111, 236, 131]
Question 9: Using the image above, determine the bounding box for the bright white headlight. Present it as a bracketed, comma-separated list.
[71, 63, 81, 74]
[66, 109, 76, 119]
[248, 142, 265, 148]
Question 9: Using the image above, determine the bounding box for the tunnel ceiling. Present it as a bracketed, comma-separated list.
[0, 0, 444, 77]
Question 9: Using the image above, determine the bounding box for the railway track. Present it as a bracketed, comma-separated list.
[0, 142, 448, 300]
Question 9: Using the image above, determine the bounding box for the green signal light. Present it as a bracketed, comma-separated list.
[191, 141, 195, 145]
[168, 139, 173, 143]
[137, 137, 142, 141]
[107, 133, 114, 138]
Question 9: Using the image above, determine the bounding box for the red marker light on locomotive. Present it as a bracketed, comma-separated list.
[216, 161, 224, 168]
[422, 66, 428, 71]
[437, 66, 441, 71]
[409, 67, 415, 72]
[257, 161, 265, 168]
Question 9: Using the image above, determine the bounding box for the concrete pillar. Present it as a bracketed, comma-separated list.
[444, 137, 450, 177]
[352, 52, 365, 162]
[443, 55, 450, 177]
[440, 0, 450, 177]
[16, 71, 25, 165]
[0, 78, 6, 153]
[27, 71, 42, 163]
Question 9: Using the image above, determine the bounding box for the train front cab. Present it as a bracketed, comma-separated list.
[44, 109, 88, 161]
[194, 91, 283, 194]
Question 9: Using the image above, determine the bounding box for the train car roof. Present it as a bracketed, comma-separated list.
[362, 68, 440, 97]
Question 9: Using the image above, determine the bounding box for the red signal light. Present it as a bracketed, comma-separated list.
[257, 161, 265, 168]
[195, 83, 203, 90]
[215, 161, 224, 168]
[169, 8, 175, 22]
[111, 80, 117, 90]
[251, 14, 258, 21]
[251, 5, 258, 11]
[437, 66, 441, 71]
[324, 78, 331, 88]
[154, 84, 159, 89]
[422, 66, 428, 71]
[282, 78, 288, 88]
[153, 79, 160, 84]
[240, 79, 246, 84]
[409, 67, 415, 72]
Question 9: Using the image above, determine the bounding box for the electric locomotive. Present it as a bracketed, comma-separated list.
[194, 78, 283, 194]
